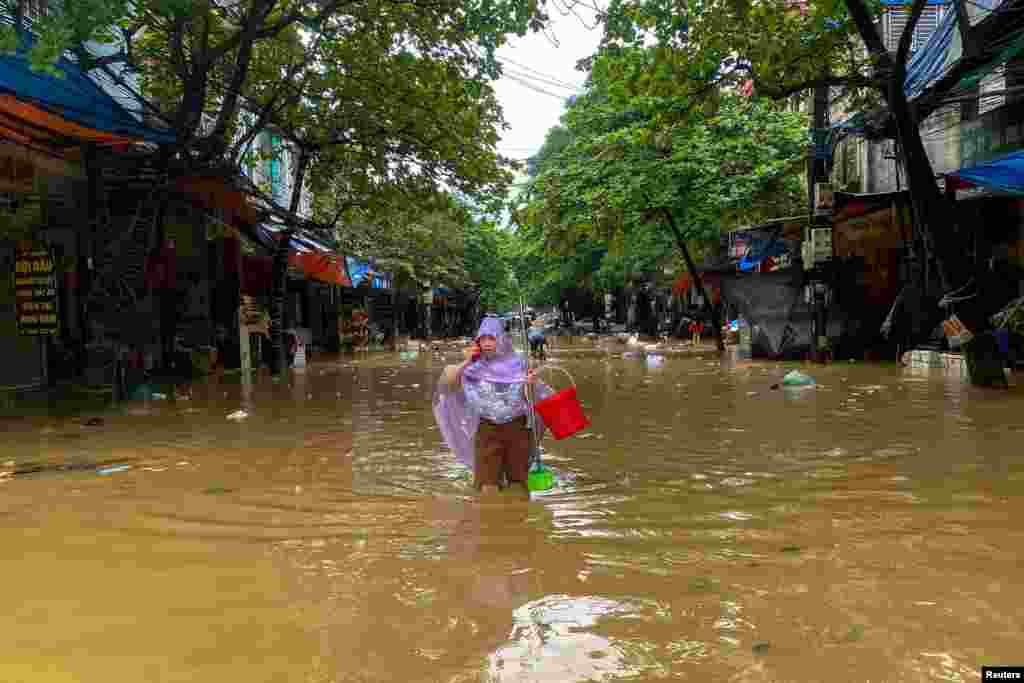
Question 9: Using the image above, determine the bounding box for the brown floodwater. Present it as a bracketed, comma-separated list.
[2, 338, 1024, 682]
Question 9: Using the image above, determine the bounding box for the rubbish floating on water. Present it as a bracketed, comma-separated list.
[399, 351, 419, 361]
[98, 464, 131, 475]
[152, 392, 167, 400]
[781, 370, 816, 387]
[226, 410, 249, 421]
[752, 641, 771, 655]
[83, 417, 104, 427]
[128, 384, 152, 401]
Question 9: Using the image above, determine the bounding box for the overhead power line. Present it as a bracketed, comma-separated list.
[501, 66, 582, 94]
[502, 73, 576, 100]
[497, 56, 585, 91]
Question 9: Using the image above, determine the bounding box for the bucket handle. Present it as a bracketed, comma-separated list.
[536, 365, 576, 390]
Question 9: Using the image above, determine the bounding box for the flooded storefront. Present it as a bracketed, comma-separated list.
[1, 339, 1023, 681]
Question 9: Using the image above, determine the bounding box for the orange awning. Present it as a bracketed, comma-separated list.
[288, 252, 351, 287]
[175, 174, 263, 227]
[0, 94, 136, 154]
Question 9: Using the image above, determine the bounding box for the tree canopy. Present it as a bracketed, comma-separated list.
[512, 44, 809, 305]
[595, 0, 989, 293]
[3, 0, 549, 214]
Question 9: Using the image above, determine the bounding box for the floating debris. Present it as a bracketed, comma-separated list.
[226, 410, 249, 421]
[98, 464, 131, 475]
[782, 370, 816, 387]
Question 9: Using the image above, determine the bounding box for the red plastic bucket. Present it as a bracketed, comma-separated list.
[533, 367, 590, 440]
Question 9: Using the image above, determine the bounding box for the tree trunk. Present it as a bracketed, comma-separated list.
[269, 230, 292, 375]
[268, 148, 311, 375]
[661, 209, 725, 350]
[844, 0, 961, 296]
[888, 70, 958, 294]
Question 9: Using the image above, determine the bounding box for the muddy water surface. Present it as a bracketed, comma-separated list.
[2, 339, 1023, 682]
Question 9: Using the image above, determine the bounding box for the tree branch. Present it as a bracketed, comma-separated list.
[206, 4, 264, 158]
[752, 71, 880, 100]
[844, 0, 890, 61]
[897, 0, 929, 66]
[952, 0, 976, 57]
[205, 0, 356, 66]
[289, 148, 311, 215]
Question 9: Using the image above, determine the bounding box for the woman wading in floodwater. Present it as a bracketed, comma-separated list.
[434, 317, 552, 497]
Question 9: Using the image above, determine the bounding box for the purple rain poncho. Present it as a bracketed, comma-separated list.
[433, 316, 552, 469]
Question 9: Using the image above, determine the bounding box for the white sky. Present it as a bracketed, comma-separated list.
[491, 5, 605, 172]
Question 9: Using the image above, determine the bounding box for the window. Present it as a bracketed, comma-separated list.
[978, 66, 1006, 115]
[883, 4, 947, 55]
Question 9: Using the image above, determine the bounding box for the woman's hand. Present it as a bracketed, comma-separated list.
[463, 342, 481, 364]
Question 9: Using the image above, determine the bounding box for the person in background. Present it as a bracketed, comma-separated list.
[285, 331, 298, 367]
[528, 318, 547, 359]
[434, 316, 552, 497]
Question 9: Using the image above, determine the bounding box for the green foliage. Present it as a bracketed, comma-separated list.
[599, 0, 880, 113]
[512, 45, 809, 304]
[0, 0, 130, 74]
[314, 188, 516, 310]
[5, 0, 546, 213]
[462, 219, 517, 312]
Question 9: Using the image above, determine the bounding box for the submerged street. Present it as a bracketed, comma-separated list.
[2, 339, 1024, 682]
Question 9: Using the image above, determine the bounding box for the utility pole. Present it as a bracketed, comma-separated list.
[808, 82, 831, 361]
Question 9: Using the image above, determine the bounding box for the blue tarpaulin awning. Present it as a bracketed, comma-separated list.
[346, 257, 373, 286]
[0, 35, 175, 147]
[949, 150, 1024, 194]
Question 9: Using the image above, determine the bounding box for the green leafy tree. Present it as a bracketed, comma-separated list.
[598, 0, 994, 295]
[0, 0, 131, 73]
[515, 52, 808, 345]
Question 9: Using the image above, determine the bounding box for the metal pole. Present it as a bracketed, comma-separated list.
[515, 282, 542, 470]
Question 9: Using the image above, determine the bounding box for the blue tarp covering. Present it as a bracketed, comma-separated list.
[0, 35, 175, 144]
[903, 3, 959, 99]
[259, 223, 338, 256]
[738, 237, 792, 271]
[904, 0, 1004, 99]
[830, 0, 1002, 131]
[951, 150, 1024, 194]
[345, 256, 390, 288]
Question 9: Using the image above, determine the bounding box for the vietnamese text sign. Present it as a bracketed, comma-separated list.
[14, 243, 59, 336]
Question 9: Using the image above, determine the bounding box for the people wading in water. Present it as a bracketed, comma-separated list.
[433, 316, 552, 497]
